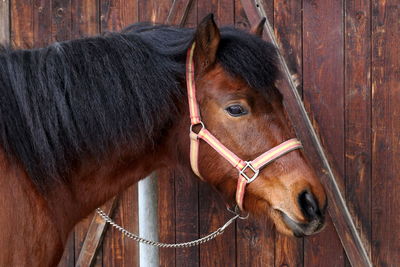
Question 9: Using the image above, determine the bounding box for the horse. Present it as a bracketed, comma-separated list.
[0, 14, 327, 266]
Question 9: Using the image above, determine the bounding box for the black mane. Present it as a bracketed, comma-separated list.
[0, 23, 278, 188]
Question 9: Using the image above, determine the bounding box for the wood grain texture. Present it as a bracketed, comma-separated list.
[273, 1, 304, 265]
[58, 235, 76, 267]
[76, 198, 118, 267]
[371, 0, 400, 266]
[240, 0, 372, 266]
[74, 213, 103, 267]
[32, 0, 52, 48]
[234, 0, 250, 30]
[198, 0, 234, 25]
[157, 169, 176, 267]
[166, 0, 194, 26]
[0, 0, 10, 45]
[52, 0, 72, 42]
[274, 0, 302, 95]
[101, 0, 138, 33]
[71, 0, 100, 38]
[199, 187, 236, 267]
[344, 0, 372, 264]
[11, 0, 33, 48]
[7, 0, 399, 266]
[183, 0, 197, 28]
[102, 187, 138, 267]
[302, 0, 346, 266]
[237, 216, 275, 266]
[138, 0, 173, 23]
[174, 172, 200, 267]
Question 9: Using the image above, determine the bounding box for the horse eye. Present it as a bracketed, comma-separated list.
[225, 104, 248, 117]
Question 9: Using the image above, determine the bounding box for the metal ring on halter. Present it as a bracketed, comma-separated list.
[239, 161, 259, 183]
[227, 204, 249, 219]
[189, 121, 205, 135]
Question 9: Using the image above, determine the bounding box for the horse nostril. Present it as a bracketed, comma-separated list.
[298, 191, 320, 220]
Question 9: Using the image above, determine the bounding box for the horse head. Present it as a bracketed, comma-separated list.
[174, 15, 327, 237]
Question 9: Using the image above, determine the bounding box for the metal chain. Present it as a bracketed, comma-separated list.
[96, 208, 240, 248]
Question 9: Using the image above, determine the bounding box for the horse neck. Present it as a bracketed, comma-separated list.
[51, 100, 189, 235]
[45, 145, 168, 239]
[0, 142, 168, 265]
[0, 148, 64, 266]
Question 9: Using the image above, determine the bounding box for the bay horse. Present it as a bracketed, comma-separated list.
[0, 14, 326, 266]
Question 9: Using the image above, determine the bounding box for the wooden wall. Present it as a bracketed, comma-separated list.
[1, 0, 399, 266]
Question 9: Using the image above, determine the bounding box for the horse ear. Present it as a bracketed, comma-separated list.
[193, 14, 220, 74]
[250, 17, 266, 37]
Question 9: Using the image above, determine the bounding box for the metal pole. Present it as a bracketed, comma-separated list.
[138, 173, 159, 267]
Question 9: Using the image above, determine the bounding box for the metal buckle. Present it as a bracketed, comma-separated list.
[189, 121, 205, 135]
[227, 204, 249, 219]
[240, 161, 259, 183]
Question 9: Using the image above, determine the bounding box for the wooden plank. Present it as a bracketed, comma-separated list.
[302, 0, 346, 266]
[273, 0, 302, 94]
[371, 0, 400, 266]
[52, 0, 72, 42]
[198, 0, 234, 25]
[275, 233, 302, 267]
[138, 0, 173, 23]
[0, 0, 10, 46]
[240, 0, 372, 266]
[100, 0, 138, 34]
[158, 169, 176, 267]
[234, 0, 250, 30]
[344, 0, 372, 264]
[174, 172, 199, 267]
[71, 0, 99, 38]
[166, 0, 194, 26]
[102, 188, 139, 267]
[273, 0, 303, 265]
[75, 198, 118, 267]
[11, 0, 33, 48]
[74, 213, 102, 267]
[236, 216, 275, 266]
[58, 235, 76, 267]
[32, 0, 52, 48]
[199, 186, 236, 266]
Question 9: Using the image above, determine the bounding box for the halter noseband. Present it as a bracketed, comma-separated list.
[186, 42, 303, 211]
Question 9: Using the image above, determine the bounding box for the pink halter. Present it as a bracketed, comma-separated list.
[186, 43, 303, 211]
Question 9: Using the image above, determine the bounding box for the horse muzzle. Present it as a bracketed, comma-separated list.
[279, 191, 326, 237]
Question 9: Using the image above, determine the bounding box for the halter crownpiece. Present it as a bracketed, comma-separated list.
[186, 42, 303, 211]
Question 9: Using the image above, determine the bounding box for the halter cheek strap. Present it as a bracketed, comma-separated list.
[186, 42, 303, 211]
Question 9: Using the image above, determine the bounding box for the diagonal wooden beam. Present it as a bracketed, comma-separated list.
[75, 1, 194, 266]
[166, 0, 194, 26]
[75, 197, 119, 267]
[240, 1, 372, 266]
